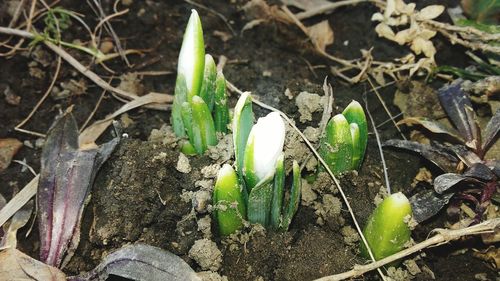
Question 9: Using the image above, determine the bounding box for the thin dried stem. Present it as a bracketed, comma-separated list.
[315, 218, 500, 281]
[367, 78, 406, 140]
[363, 93, 390, 194]
[15, 55, 62, 135]
[79, 79, 110, 132]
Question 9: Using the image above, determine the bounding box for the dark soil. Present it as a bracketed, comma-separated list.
[0, 0, 497, 280]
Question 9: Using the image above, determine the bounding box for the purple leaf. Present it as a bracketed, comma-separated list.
[437, 80, 475, 143]
[67, 244, 201, 281]
[482, 109, 500, 154]
[397, 117, 463, 143]
[463, 163, 496, 182]
[383, 139, 458, 172]
[434, 173, 483, 194]
[38, 113, 119, 268]
[409, 190, 454, 223]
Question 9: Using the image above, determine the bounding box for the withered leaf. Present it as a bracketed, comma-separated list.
[482, 108, 500, 153]
[38, 112, 119, 268]
[0, 138, 22, 172]
[1, 199, 33, 249]
[397, 117, 463, 142]
[434, 173, 483, 194]
[0, 248, 66, 281]
[449, 144, 482, 167]
[409, 189, 454, 223]
[437, 80, 475, 143]
[383, 139, 458, 172]
[68, 244, 201, 281]
[463, 163, 496, 181]
[307, 20, 334, 52]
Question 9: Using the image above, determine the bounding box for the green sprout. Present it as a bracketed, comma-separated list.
[213, 94, 302, 235]
[171, 10, 230, 155]
[213, 164, 246, 236]
[360, 192, 412, 260]
[319, 100, 368, 174]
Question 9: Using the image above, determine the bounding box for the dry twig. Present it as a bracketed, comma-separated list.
[315, 218, 500, 281]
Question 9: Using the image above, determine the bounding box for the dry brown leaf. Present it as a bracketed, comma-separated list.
[0, 248, 66, 280]
[473, 246, 500, 269]
[416, 5, 445, 21]
[307, 20, 334, 52]
[0, 138, 22, 172]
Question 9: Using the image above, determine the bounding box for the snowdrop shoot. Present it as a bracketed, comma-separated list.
[177, 9, 204, 99]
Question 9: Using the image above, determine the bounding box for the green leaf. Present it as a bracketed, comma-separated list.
[457, 19, 500, 34]
[199, 55, 217, 111]
[342, 100, 368, 169]
[190, 96, 217, 154]
[213, 71, 230, 134]
[349, 123, 361, 170]
[178, 9, 205, 100]
[213, 164, 246, 236]
[270, 154, 285, 230]
[232, 93, 254, 180]
[247, 182, 273, 227]
[181, 101, 194, 144]
[171, 75, 188, 137]
[243, 133, 258, 191]
[319, 114, 354, 174]
[180, 140, 197, 156]
[360, 192, 412, 260]
[282, 160, 301, 231]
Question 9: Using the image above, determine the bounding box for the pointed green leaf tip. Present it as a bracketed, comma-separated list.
[177, 9, 205, 100]
[319, 114, 353, 174]
[213, 164, 246, 236]
[360, 192, 412, 260]
[342, 100, 368, 169]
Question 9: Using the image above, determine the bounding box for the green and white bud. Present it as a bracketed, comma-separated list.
[177, 9, 205, 100]
[360, 192, 412, 260]
[243, 112, 285, 191]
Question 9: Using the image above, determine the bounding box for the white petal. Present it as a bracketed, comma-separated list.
[250, 112, 285, 181]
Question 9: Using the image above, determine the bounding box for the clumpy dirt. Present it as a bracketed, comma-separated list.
[1, 0, 498, 280]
